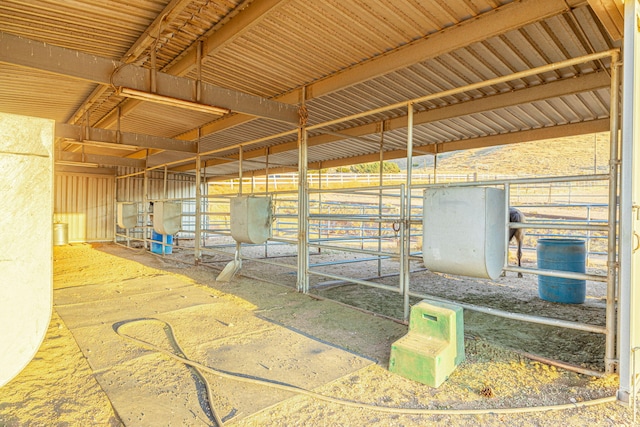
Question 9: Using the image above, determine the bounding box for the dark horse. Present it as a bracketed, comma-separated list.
[509, 207, 525, 277]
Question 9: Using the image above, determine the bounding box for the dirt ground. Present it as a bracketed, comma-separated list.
[0, 243, 637, 426]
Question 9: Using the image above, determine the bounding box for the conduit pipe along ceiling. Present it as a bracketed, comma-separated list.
[55, 160, 99, 168]
[115, 87, 231, 116]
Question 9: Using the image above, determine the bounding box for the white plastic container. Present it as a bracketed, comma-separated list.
[422, 187, 506, 280]
[116, 202, 138, 229]
[230, 196, 272, 244]
[53, 222, 68, 246]
[153, 201, 182, 235]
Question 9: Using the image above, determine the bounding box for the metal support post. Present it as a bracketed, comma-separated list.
[399, 184, 408, 320]
[265, 148, 269, 258]
[194, 129, 202, 264]
[143, 151, 149, 250]
[403, 102, 414, 321]
[317, 164, 322, 254]
[618, 0, 640, 402]
[297, 88, 310, 293]
[238, 147, 243, 195]
[163, 165, 168, 200]
[606, 51, 620, 374]
[378, 125, 384, 277]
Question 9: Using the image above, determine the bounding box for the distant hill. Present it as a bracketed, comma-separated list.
[393, 133, 610, 177]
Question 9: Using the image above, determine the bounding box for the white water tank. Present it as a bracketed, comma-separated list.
[422, 187, 506, 280]
[116, 202, 138, 229]
[153, 201, 182, 235]
[53, 222, 69, 246]
[230, 196, 273, 244]
[1, 113, 53, 387]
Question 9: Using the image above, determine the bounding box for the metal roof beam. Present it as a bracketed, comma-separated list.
[587, 0, 624, 41]
[0, 32, 299, 124]
[55, 123, 198, 153]
[57, 151, 145, 168]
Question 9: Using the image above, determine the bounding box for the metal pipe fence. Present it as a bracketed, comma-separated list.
[113, 152, 616, 377]
[112, 48, 621, 376]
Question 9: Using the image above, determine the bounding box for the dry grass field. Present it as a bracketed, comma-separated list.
[419, 133, 610, 177]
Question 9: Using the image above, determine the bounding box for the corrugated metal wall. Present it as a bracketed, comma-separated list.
[54, 169, 198, 243]
[54, 172, 115, 242]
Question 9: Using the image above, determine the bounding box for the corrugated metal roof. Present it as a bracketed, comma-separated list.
[0, 64, 94, 123]
[0, 0, 165, 56]
[0, 0, 622, 176]
[194, 0, 468, 96]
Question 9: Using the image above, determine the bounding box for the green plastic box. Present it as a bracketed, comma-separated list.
[389, 299, 464, 387]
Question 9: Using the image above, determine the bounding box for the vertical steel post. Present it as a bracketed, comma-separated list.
[297, 88, 310, 293]
[194, 128, 202, 264]
[265, 148, 269, 258]
[143, 150, 149, 250]
[202, 158, 207, 251]
[238, 147, 243, 196]
[113, 172, 119, 245]
[403, 103, 414, 320]
[433, 144, 438, 184]
[378, 124, 385, 277]
[606, 52, 620, 374]
[399, 184, 407, 320]
[231, 146, 243, 269]
[618, 0, 640, 402]
[318, 164, 323, 254]
[163, 165, 168, 200]
[161, 164, 168, 254]
[265, 148, 270, 193]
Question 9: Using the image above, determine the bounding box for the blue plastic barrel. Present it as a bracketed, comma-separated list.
[536, 238, 586, 304]
[151, 231, 173, 254]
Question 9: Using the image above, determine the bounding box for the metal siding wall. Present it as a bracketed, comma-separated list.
[55, 173, 115, 242]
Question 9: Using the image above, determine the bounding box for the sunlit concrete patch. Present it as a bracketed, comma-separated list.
[54, 275, 193, 306]
[55, 283, 218, 329]
[54, 272, 373, 425]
